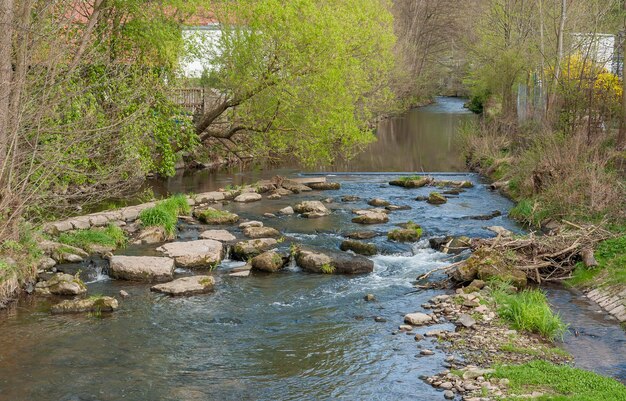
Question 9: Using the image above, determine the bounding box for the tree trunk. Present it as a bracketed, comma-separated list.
[547, 0, 567, 117]
[0, 0, 14, 174]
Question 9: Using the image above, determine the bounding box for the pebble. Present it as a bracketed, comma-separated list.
[443, 390, 455, 399]
[420, 349, 434, 356]
[414, 333, 424, 341]
[374, 316, 386, 323]
[364, 293, 375, 302]
[119, 290, 129, 298]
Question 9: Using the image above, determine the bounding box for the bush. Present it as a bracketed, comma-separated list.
[138, 194, 190, 235]
[59, 224, 127, 250]
[492, 285, 567, 341]
[493, 360, 626, 401]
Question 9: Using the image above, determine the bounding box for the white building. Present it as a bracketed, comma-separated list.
[180, 23, 222, 78]
[571, 33, 616, 73]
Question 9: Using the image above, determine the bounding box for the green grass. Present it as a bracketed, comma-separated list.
[58, 224, 127, 250]
[399, 175, 423, 182]
[139, 194, 190, 234]
[509, 199, 551, 227]
[493, 360, 626, 401]
[492, 285, 567, 341]
[320, 263, 335, 274]
[568, 235, 626, 287]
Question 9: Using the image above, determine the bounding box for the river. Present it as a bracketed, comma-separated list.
[0, 97, 623, 401]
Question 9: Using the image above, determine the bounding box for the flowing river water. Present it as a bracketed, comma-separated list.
[0, 98, 624, 400]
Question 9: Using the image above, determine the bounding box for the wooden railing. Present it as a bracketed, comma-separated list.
[169, 87, 207, 114]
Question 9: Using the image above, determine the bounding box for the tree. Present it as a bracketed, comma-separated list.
[193, 0, 396, 166]
[0, 0, 200, 240]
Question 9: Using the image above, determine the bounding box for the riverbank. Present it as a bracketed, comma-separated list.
[460, 119, 626, 327]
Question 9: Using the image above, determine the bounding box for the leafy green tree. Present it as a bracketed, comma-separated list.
[195, 0, 396, 166]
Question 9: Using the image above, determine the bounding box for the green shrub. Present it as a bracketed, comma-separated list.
[493, 360, 626, 401]
[59, 224, 127, 250]
[320, 263, 335, 274]
[569, 235, 626, 287]
[139, 194, 190, 234]
[492, 286, 567, 341]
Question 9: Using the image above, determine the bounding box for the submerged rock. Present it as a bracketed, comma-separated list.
[345, 230, 378, 240]
[151, 275, 215, 296]
[51, 296, 118, 314]
[251, 251, 287, 272]
[278, 206, 295, 215]
[232, 238, 278, 260]
[156, 240, 223, 268]
[389, 177, 432, 188]
[339, 240, 377, 256]
[352, 212, 389, 224]
[109, 255, 175, 282]
[243, 226, 280, 239]
[427, 192, 447, 205]
[35, 273, 87, 296]
[281, 180, 312, 193]
[295, 248, 374, 274]
[193, 207, 239, 225]
[341, 195, 360, 202]
[293, 201, 330, 218]
[199, 229, 236, 242]
[308, 182, 341, 190]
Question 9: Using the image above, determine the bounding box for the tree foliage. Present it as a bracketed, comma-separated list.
[196, 0, 396, 166]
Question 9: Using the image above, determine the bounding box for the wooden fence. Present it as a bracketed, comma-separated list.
[169, 87, 207, 114]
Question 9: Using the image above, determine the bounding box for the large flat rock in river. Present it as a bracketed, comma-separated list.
[109, 255, 175, 282]
[157, 240, 223, 268]
[151, 275, 215, 296]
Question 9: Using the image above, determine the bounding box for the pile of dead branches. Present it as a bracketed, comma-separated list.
[471, 221, 615, 283]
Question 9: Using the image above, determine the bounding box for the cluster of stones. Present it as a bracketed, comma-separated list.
[395, 286, 570, 400]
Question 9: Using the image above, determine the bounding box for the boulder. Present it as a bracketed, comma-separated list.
[339, 240, 377, 256]
[387, 222, 422, 242]
[38, 257, 57, 270]
[403, 312, 433, 326]
[449, 248, 527, 288]
[368, 198, 390, 207]
[308, 182, 341, 190]
[51, 296, 118, 314]
[251, 251, 287, 272]
[345, 231, 378, 240]
[352, 208, 388, 215]
[433, 180, 474, 189]
[40, 240, 89, 264]
[294, 201, 330, 218]
[267, 193, 282, 200]
[109, 255, 175, 282]
[156, 240, 223, 268]
[296, 248, 374, 274]
[199, 229, 236, 242]
[35, 273, 87, 296]
[457, 313, 477, 328]
[478, 263, 527, 289]
[134, 226, 170, 244]
[243, 226, 280, 239]
[234, 193, 262, 203]
[239, 221, 263, 229]
[273, 188, 293, 196]
[151, 275, 215, 296]
[427, 192, 447, 205]
[385, 204, 411, 211]
[352, 212, 389, 224]
[278, 206, 295, 215]
[232, 238, 278, 260]
[193, 207, 239, 225]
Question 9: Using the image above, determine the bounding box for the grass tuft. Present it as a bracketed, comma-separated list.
[492, 284, 567, 341]
[320, 263, 335, 274]
[139, 194, 190, 235]
[59, 224, 127, 250]
[493, 360, 626, 401]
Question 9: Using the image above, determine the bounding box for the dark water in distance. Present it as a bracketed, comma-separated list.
[0, 98, 624, 401]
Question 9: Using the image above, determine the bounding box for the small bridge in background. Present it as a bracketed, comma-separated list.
[169, 87, 219, 115]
